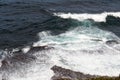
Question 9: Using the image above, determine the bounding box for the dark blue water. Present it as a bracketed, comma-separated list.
[0, 0, 120, 49]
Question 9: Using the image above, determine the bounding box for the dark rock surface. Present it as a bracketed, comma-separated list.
[98, 16, 120, 38]
[26, 45, 54, 54]
[51, 65, 96, 80]
[0, 45, 53, 71]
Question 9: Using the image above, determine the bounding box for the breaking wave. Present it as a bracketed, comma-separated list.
[0, 12, 120, 80]
[54, 12, 120, 22]
[33, 17, 120, 76]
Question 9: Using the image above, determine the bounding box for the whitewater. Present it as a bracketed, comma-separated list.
[54, 12, 120, 22]
[0, 12, 120, 80]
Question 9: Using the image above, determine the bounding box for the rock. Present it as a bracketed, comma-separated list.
[51, 65, 96, 80]
[26, 45, 53, 54]
[0, 45, 53, 70]
[106, 40, 119, 46]
[106, 15, 120, 25]
[0, 53, 36, 70]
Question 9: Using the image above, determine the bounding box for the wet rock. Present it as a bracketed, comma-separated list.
[26, 45, 53, 54]
[106, 15, 120, 25]
[51, 65, 96, 80]
[0, 53, 35, 70]
[53, 78, 71, 80]
[106, 40, 119, 46]
[0, 45, 53, 70]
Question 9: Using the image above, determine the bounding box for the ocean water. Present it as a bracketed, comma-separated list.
[0, 0, 120, 80]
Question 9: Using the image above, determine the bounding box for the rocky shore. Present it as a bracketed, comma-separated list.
[1, 46, 120, 80]
[51, 66, 120, 80]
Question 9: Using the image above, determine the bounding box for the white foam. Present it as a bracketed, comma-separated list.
[54, 12, 120, 22]
[1, 50, 54, 80]
[32, 20, 120, 76]
[51, 48, 120, 76]
[34, 22, 120, 48]
[22, 46, 31, 53]
[8, 66, 53, 80]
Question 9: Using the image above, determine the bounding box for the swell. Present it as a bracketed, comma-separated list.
[54, 12, 120, 37]
[1, 0, 120, 13]
[0, 12, 120, 49]
[0, 1, 120, 49]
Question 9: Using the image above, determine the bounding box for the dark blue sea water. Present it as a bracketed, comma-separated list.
[0, 0, 120, 80]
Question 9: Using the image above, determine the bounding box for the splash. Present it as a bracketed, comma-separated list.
[54, 12, 120, 22]
[33, 19, 120, 76]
